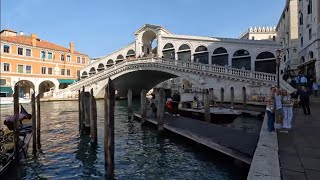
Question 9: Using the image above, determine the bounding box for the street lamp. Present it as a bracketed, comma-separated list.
[276, 49, 281, 88]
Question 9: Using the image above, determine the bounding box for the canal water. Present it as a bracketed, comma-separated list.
[0, 100, 261, 179]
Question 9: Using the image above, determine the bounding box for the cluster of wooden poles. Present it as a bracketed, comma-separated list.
[12, 85, 41, 162]
[77, 79, 248, 179]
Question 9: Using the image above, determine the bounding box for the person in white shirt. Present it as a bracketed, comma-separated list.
[282, 90, 293, 129]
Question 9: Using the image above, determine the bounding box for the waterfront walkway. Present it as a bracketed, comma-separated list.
[278, 100, 320, 180]
[133, 111, 259, 164]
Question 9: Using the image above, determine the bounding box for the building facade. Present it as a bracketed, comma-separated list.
[276, 0, 299, 77]
[297, 0, 320, 81]
[0, 29, 89, 98]
[239, 27, 277, 41]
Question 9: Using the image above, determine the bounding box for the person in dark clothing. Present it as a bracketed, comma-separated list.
[171, 91, 181, 116]
[298, 86, 311, 115]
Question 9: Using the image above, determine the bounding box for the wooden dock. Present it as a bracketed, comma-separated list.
[133, 111, 259, 164]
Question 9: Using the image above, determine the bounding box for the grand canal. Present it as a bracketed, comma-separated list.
[0, 100, 261, 179]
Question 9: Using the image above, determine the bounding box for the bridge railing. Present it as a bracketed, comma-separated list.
[55, 57, 277, 96]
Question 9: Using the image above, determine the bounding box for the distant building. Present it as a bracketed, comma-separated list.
[0, 29, 89, 98]
[239, 27, 277, 41]
[276, 0, 299, 77]
[297, 0, 320, 81]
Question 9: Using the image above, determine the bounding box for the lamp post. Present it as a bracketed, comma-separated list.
[276, 49, 281, 88]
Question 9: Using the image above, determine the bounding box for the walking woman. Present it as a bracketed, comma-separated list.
[266, 87, 276, 132]
[282, 90, 293, 129]
[299, 86, 311, 115]
[274, 89, 284, 129]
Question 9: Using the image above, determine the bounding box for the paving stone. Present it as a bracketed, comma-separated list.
[305, 170, 320, 180]
[281, 169, 307, 180]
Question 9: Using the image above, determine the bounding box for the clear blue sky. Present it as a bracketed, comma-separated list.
[1, 0, 285, 58]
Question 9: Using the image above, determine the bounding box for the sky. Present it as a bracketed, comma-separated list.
[1, 0, 286, 58]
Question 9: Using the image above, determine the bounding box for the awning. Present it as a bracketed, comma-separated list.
[58, 79, 76, 84]
[0, 86, 13, 93]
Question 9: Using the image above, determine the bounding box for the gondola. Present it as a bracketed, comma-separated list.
[0, 105, 33, 176]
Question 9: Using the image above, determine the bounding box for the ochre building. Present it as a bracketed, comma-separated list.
[0, 29, 89, 98]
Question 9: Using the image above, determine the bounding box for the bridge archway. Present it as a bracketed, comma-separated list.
[255, 52, 276, 74]
[116, 55, 124, 64]
[39, 80, 56, 98]
[177, 44, 191, 62]
[212, 47, 228, 66]
[162, 43, 175, 60]
[89, 67, 96, 76]
[106, 59, 114, 68]
[232, 49, 251, 70]
[97, 63, 105, 72]
[15, 80, 35, 98]
[81, 71, 88, 79]
[194, 45, 209, 64]
[142, 30, 157, 57]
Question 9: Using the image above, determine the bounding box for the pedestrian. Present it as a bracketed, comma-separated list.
[274, 89, 284, 129]
[150, 94, 158, 117]
[313, 81, 318, 96]
[300, 75, 308, 87]
[266, 87, 276, 132]
[298, 86, 311, 115]
[282, 90, 293, 129]
[172, 91, 181, 116]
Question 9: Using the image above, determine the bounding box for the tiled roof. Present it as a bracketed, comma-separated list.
[1, 35, 87, 55]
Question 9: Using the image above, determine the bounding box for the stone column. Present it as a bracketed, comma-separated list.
[140, 89, 147, 124]
[157, 88, 165, 131]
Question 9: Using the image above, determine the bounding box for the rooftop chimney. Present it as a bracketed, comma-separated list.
[31, 34, 37, 46]
[69, 42, 74, 53]
[19, 31, 24, 36]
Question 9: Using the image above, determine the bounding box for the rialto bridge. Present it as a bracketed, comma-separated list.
[54, 24, 295, 100]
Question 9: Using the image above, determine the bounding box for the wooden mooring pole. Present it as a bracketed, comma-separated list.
[209, 88, 214, 105]
[220, 88, 224, 104]
[204, 89, 211, 122]
[80, 86, 85, 133]
[140, 89, 147, 125]
[157, 88, 165, 131]
[104, 78, 115, 179]
[242, 87, 247, 107]
[83, 92, 91, 134]
[90, 89, 98, 145]
[31, 93, 37, 155]
[36, 94, 41, 149]
[230, 87, 235, 108]
[127, 89, 133, 119]
[13, 85, 20, 161]
[78, 90, 81, 132]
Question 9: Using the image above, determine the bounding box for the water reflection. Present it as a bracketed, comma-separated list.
[0, 100, 252, 179]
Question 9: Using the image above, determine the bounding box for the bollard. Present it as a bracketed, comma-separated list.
[157, 88, 165, 131]
[31, 93, 37, 155]
[36, 94, 41, 149]
[13, 85, 20, 161]
[204, 89, 211, 122]
[90, 89, 98, 145]
[127, 89, 133, 119]
[104, 78, 115, 179]
[140, 89, 147, 124]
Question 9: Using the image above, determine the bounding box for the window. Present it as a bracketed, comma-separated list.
[251, 36, 255, 40]
[77, 70, 80, 80]
[61, 54, 65, 61]
[41, 51, 46, 59]
[82, 57, 85, 64]
[48, 52, 53, 60]
[66, 55, 71, 62]
[299, 13, 303, 25]
[309, 28, 312, 40]
[308, 0, 312, 14]
[61, 69, 65, 75]
[26, 49, 31, 56]
[301, 37, 304, 47]
[48, 67, 53, 75]
[77, 57, 80, 63]
[273, 36, 276, 41]
[41, 67, 46, 74]
[3, 45, 10, 53]
[18, 47, 23, 55]
[3, 63, 10, 72]
[0, 79, 6, 85]
[67, 69, 70, 76]
[18, 65, 24, 73]
[26, 65, 31, 74]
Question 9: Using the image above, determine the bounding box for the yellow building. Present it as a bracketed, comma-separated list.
[0, 29, 89, 98]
